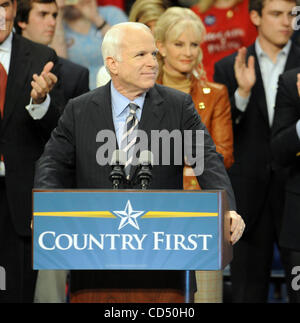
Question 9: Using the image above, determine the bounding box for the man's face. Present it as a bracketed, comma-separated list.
[0, 0, 16, 44]
[19, 2, 58, 45]
[251, 0, 296, 48]
[111, 27, 159, 97]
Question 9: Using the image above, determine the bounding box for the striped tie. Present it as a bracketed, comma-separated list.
[121, 103, 139, 180]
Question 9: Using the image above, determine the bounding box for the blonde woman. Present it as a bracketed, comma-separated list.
[154, 6, 234, 302]
[191, 0, 257, 81]
[155, 6, 234, 176]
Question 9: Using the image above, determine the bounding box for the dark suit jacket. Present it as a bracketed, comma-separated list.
[0, 33, 63, 237]
[214, 42, 300, 232]
[58, 57, 89, 105]
[272, 67, 300, 250]
[34, 81, 236, 292]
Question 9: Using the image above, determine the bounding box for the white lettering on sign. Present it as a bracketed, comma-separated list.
[38, 231, 213, 251]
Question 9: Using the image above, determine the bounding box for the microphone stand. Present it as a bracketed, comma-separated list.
[136, 164, 152, 190]
[109, 162, 125, 189]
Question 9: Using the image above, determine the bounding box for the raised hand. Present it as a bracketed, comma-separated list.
[234, 47, 256, 98]
[31, 61, 57, 104]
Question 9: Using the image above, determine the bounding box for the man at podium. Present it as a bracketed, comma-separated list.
[34, 22, 245, 303]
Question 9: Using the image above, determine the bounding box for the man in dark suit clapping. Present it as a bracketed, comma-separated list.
[0, 0, 62, 302]
[14, 0, 90, 303]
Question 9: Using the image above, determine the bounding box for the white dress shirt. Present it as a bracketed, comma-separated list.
[234, 38, 291, 127]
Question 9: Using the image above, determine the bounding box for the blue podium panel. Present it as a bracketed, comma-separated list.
[33, 190, 232, 270]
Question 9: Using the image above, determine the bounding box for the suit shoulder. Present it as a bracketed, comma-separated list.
[154, 83, 191, 101]
[152, 84, 194, 119]
[15, 34, 57, 57]
[68, 86, 105, 109]
[215, 51, 237, 69]
[58, 57, 89, 75]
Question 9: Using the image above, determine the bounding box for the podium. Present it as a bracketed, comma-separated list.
[33, 189, 232, 302]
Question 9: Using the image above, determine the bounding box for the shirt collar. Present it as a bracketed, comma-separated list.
[255, 37, 292, 60]
[110, 82, 146, 117]
[0, 32, 13, 53]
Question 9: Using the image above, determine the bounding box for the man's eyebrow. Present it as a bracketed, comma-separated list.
[0, 1, 10, 7]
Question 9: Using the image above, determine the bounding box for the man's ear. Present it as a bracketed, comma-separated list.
[105, 56, 119, 75]
[250, 10, 261, 28]
[17, 21, 27, 32]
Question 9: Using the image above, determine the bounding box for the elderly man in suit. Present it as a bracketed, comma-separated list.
[14, 0, 90, 303]
[0, 0, 62, 302]
[34, 22, 245, 303]
[272, 67, 300, 274]
[214, 0, 300, 302]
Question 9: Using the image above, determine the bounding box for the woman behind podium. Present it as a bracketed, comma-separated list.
[154, 7, 234, 302]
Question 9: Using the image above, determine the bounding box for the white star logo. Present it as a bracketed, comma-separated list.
[113, 200, 145, 230]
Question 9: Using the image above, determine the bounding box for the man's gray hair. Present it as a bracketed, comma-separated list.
[101, 22, 151, 67]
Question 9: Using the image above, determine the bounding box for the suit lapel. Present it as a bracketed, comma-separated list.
[139, 85, 165, 133]
[130, 85, 165, 180]
[91, 82, 118, 148]
[2, 34, 31, 131]
[248, 45, 269, 126]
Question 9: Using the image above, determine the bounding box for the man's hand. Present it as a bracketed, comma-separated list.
[229, 211, 245, 245]
[234, 47, 256, 98]
[31, 61, 57, 104]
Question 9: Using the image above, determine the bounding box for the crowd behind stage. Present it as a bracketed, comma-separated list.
[1, 0, 300, 303]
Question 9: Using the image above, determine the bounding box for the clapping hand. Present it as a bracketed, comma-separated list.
[31, 62, 57, 104]
[234, 47, 256, 98]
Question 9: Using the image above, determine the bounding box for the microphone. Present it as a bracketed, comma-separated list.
[136, 150, 153, 190]
[109, 150, 126, 189]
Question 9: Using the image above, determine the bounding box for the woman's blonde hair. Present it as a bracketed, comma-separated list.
[154, 7, 206, 80]
[129, 0, 169, 25]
